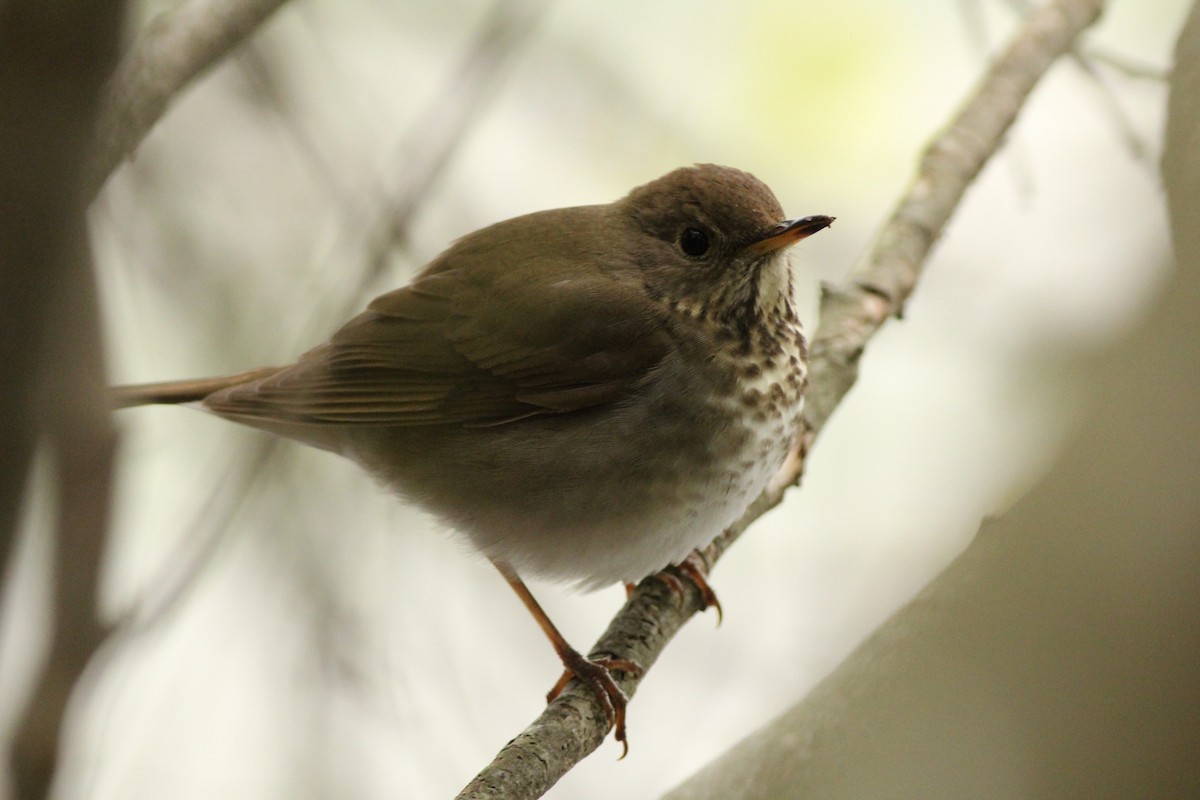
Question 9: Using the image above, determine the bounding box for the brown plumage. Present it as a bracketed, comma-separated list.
[115, 164, 833, 747]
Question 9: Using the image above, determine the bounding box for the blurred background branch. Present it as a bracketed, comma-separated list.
[89, 0, 291, 199]
[0, 3, 126, 799]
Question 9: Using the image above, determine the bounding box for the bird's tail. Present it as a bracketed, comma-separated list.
[111, 366, 281, 408]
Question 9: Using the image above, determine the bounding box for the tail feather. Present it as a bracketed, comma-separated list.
[111, 366, 281, 408]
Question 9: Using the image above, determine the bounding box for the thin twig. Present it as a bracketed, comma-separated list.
[88, 0, 291, 198]
[359, 0, 550, 296]
[1001, 0, 1153, 161]
[456, 0, 1108, 797]
[1084, 45, 1169, 82]
[117, 440, 279, 633]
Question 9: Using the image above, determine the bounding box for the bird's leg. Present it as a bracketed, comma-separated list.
[493, 560, 641, 753]
[647, 550, 723, 624]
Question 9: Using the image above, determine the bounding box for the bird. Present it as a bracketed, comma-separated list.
[113, 163, 833, 750]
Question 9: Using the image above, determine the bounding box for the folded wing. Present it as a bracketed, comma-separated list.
[204, 260, 670, 427]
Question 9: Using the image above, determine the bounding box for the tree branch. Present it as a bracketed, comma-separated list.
[0, 3, 126, 798]
[88, 0, 291, 198]
[456, 0, 1108, 797]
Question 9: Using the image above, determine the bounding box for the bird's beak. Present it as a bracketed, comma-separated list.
[747, 215, 835, 254]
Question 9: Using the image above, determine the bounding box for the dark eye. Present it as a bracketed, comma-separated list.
[679, 227, 710, 257]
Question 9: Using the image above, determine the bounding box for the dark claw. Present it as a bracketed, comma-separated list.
[645, 551, 723, 623]
[674, 551, 723, 624]
[548, 650, 642, 757]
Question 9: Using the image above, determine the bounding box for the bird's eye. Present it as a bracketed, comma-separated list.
[679, 227, 710, 257]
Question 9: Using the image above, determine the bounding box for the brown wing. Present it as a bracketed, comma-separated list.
[204, 260, 670, 427]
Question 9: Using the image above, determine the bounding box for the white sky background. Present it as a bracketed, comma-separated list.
[0, 0, 1189, 798]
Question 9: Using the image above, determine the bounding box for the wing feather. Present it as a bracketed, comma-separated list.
[204, 257, 669, 427]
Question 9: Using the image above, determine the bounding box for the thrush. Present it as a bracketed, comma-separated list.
[114, 163, 833, 749]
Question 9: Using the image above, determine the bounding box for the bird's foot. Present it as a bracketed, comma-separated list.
[650, 551, 723, 624]
[547, 648, 641, 757]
